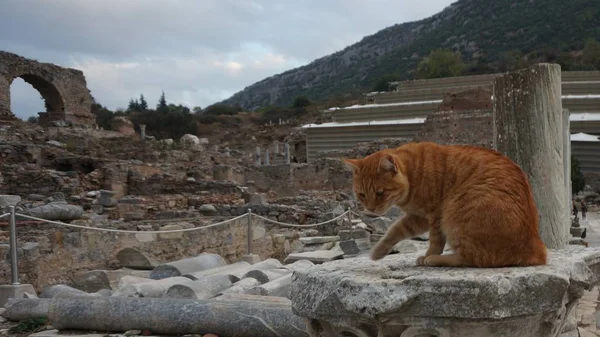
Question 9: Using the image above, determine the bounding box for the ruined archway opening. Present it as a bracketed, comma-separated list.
[10, 74, 65, 122]
[9, 77, 44, 121]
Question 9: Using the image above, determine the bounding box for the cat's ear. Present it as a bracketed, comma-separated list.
[378, 154, 398, 174]
[342, 158, 360, 172]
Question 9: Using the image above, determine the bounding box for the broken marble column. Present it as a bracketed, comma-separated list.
[217, 278, 262, 296]
[246, 273, 293, 298]
[164, 274, 237, 300]
[42, 296, 310, 336]
[273, 140, 280, 155]
[118, 275, 153, 289]
[3, 298, 51, 321]
[182, 261, 251, 281]
[149, 253, 227, 279]
[290, 246, 600, 337]
[40, 284, 101, 298]
[245, 260, 314, 298]
[241, 269, 290, 284]
[0, 195, 20, 213]
[20, 202, 83, 221]
[139, 124, 146, 140]
[264, 148, 270, 165]
[71, 268, 152, 292]
[284, 143, 290, 164]
[255, 146, 261, 166]
[112, 276, 193, 298]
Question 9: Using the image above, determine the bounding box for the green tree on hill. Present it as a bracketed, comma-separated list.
[372, 74, 401, 92]
[416, 48, 466, 79]
[292, 96, 311, 108]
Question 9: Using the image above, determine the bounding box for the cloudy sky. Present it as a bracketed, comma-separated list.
[0, 0, 454, 119]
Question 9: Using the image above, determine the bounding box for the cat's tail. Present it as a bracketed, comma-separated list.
[521, 237, 547, 266]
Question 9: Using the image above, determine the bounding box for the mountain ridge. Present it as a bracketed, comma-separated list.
[219, 0, 600, 110]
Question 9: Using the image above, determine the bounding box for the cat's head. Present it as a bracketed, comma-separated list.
[343, 152, 409, 215]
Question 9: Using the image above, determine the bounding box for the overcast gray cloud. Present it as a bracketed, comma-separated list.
[0, 0, 454, 119]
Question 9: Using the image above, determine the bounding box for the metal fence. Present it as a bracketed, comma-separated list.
[0, 206, 355, 286]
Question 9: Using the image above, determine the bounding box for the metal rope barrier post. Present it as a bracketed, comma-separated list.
[8, 206, 20, 285]
[247, 208, 253, 255]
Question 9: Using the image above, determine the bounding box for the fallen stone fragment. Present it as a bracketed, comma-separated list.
[284, 250, 344, 264]
[280, 259, 314, 273]
[117, 248, 160, 270]
[37, 296, 309, 336]
[198, 204, 217, 215]
[391, 240, 429, 254]
[368, 217, 392, 234]
[150, 253, 227, 279]
[164, 274, 237, 300]
[298, 236, 340, 245]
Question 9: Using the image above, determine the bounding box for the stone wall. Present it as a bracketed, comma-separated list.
[0, 217, 298, 290]
[413, 109, 494, 148]
[0, 51, 95, 127]
[244, 161, 353, 195]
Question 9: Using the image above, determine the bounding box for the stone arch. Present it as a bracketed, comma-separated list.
[15, 73, 66, 114]
[0, 51, 96, 127]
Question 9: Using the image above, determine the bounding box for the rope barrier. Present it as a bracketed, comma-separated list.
[0, 213, 9, 220]
[14, 213, 249, 234]
[10, 209, 354, 233]
[252, 211, 350, 228]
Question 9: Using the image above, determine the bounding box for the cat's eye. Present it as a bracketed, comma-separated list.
[376, 191, 384, 197]
[358, 193, 366, 199]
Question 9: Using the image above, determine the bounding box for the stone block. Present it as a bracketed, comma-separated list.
[284, 250, 344, 264]
[0, 284, 36, 307]
[571, 227, 585, 237]
[290, 247, 600, 337]
[339, 240, 361, 255]
[159, 224, 184, 239]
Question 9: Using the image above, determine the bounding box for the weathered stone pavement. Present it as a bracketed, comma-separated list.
[575, 212, 600, 336]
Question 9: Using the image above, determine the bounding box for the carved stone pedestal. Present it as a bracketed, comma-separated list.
[290, 247, 600, 337]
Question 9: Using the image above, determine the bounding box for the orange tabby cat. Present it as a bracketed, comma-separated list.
[343, 141, 547, 268]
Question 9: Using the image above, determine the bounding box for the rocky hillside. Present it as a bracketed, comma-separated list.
[219, 0, 600, 110]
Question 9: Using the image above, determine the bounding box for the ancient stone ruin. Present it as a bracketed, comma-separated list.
[0, 57, 599, 337]
[0, 51, 96, 127]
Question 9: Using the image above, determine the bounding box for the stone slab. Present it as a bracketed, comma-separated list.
[0, 284, 36, 307]
[284, 250, 344, 264]
[290, 246, 600, 320]
[299, 236, 340, 245]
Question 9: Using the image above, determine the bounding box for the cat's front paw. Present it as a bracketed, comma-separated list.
[416, 255, 427, 265]
[370, 245, 390, 261]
